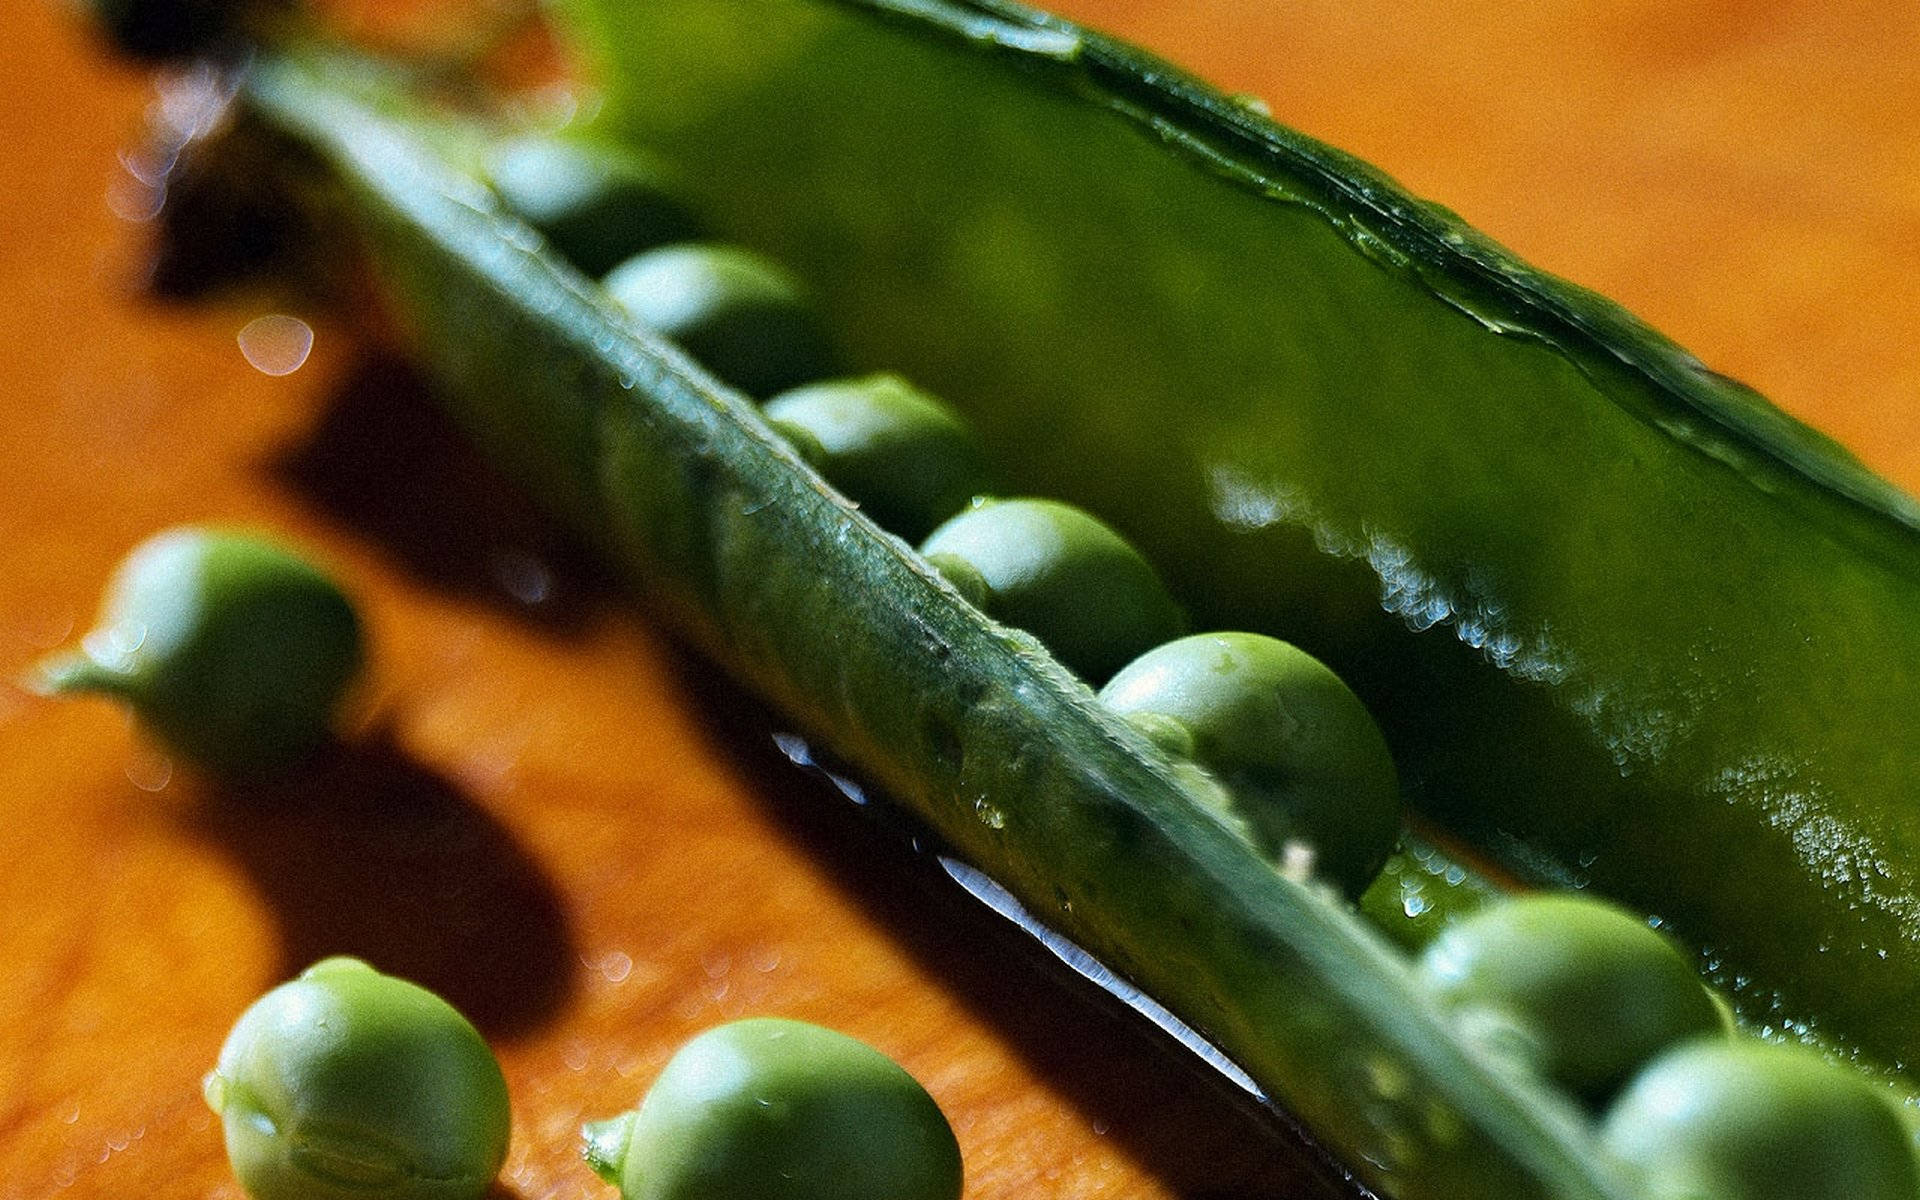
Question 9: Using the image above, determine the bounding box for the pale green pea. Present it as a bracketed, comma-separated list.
[1601, 1038, 1917, 1200]
[1415, 893, 1724, 1100]
[764, 373, 992, 541]
[486, 135, 702, 278]
[1098, 631, 1399, 898]
[33, 527, 363, 774]
[918, 497, 1183, 684]
[204, 958, 511, 1200]
[604, 244, 836, 397]
[582, 1018, 961, 1200]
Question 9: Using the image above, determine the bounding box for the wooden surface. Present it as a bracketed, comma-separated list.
[1, 2, 1916, 1198]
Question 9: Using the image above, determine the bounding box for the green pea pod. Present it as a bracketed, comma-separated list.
[239, 51, 1629, 1200]
[552, 0, 1920, 1069]
[221, 3, 1920, 1194]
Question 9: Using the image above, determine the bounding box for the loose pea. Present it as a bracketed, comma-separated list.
[581, 1017, 961, 1200]
[1415, 893, 1723, 1099]
[1601, 1038, 1917, 1200]
[32, 527, 363, 774]
[603, 244, 836, 397]
[486, 135, 702, 278]
[918, 497, 1184, 683]
[764, 374, 993, 541]
[204, 957, 511, 1200]
[1098, 632, 1399, 897]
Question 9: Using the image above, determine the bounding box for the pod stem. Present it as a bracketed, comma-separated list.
[29, 651, 138, 700]
[579, 1113, 635, 1185]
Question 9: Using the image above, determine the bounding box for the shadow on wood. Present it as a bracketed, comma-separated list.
[185, 728, 576, 1039]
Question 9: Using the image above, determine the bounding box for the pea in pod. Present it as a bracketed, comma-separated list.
[206, 2, 1920, 1195]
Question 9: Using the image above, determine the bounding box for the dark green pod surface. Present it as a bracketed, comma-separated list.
[554, 0, 1920, 1078]
[242, 51, 1641, 1200]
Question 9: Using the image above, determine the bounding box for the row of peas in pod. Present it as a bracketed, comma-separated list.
[487, 131, 1406, 897]
[489, 127, 1920, 1200]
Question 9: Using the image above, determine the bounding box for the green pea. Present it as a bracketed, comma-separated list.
[1601, 1038, 1917, 1200]
[604, 244, 836, 397]
[1097, 632, 1399, 898]
[1414, 894, 1723, 1099]
[764, 374, 993, 542]
[918, 497, 1184, 683]
[486, 135, 702, 278]
[581, 1017, 961, 1200]
[32, 527, 363, 774]
[203, 957, 511, 1200]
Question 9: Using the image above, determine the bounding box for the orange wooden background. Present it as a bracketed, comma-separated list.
[1, 2, 1916, 1198]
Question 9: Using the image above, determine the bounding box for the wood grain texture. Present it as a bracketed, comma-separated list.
[0, 1, 1914, 1197]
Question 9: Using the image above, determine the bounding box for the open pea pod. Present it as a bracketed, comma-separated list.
[241, 48, 1632, 1200]
[550, 0, 1920, 1069]
[227, 0, 1920, 1194]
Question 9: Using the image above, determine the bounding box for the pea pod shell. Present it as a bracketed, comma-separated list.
[241, 48, 1638, 1200]
[560, 0, 1920, 1082]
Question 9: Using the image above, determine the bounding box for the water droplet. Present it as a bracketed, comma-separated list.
[699, 949, 731, 980]
[973, 798, 1007, 830]
[154, 63, 231, 140]
[118, 143, 176, 187]
[236, 314, 314, 377]
[1279, 840, 1317, 883]
[488, 548, 553, 606]
[106, 174, 165, 223]
[595, 950, 633, 984]
[124, 747, 173, 793]
[747, 946, 782, 973]
[771, 732, 813, 766]
[81, 626, 133, 668]
[15, 608, 75, 650]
